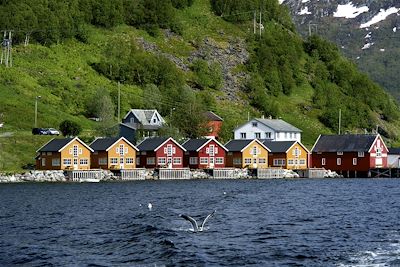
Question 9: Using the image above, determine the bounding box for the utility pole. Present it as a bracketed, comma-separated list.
[338, 109, 341, 135]
[35, 96, 41, 128]
[118, 81, 121, 122]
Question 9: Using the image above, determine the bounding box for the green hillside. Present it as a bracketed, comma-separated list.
[0, 0, 400, 172]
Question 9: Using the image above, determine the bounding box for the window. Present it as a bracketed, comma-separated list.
[200, 157, 209, 164]
[73, 145, 78, 157]
[41, 158, 46, 167]
[80, 159, 88, 165]
[337, 151, 343, 155]
[216, 157, 224, 164]
[251, 146, 259, 156]
[353, 158, 357, 165]
[119, 144, 125, 156]
[79, 148, 82, 155]
[99, 158, 107, 165]
[273, 159, 286, 166]
[258, 158, 266, 164]
[300, 159, 306, 165]
[240, 132, 246, 139]
[190, 157, 198, 165]
[136, 157, 140, 166]
[233, 158, 242, 165]
[252, 122, 258, 127]
[285, 133, 288, 138]
[288, 159, 294, 165]
[47, 152, 52, 156]
[293, 148, 301, 157]
[147, 157, 155, 165]
[52, 158, 60, 166]
[165, 145, 173, 156]
[244, 158, 252, 164]
[110, 158, 118, 164]
[376, 148, 382, 157]
[253, 158, 257, 164]
[120, 158, 124, 164]
[94, 151, 98, 155]
[173, 157, 181, 165]
[141, 151, 147, 155]
[158, 157, 166, 165]
[167, 157, 172, 164]
[321, 158, 326, 166]
[255, 132, 261, 139]
[73, 158, 78, 165]
[265, 132, 271, 139]
[126, 158, 134, 164]
[208, 145, 215, 156]
[228, 152, 233, 156]
[63, 158, 72, 165]
[358, 151, 364, 157]
[337, 158, 341, 165]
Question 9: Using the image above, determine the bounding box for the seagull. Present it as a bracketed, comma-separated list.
[148, 203, 153, 211]
[180, 210, 216, 232]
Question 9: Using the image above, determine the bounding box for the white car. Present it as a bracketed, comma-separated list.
[46, 128, 60, 135]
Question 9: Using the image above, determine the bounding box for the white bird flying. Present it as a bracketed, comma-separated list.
[180, 210, 216, 232]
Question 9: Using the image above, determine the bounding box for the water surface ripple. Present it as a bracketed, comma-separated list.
[1, 179, 400, 266]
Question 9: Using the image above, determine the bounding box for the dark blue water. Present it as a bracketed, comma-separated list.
[1, 179, 400, 266]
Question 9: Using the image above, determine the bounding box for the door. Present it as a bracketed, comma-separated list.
[73, 158, 78, 170]
[167, 157, 172, 168]
[120, 157, 124, 169]
[209, 157, 214, 168]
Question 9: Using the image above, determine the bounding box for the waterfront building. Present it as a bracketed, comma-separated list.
[136, 137, 186, 169]
[388, 148, 400, 168]
[224, 139, 270, 169]
[89, 137, 138, 170]
[262, 140, 309, 170]
[311, 134, 388, 174]
[204, 111, 223, 139]
[182, 138, 227, 169]
[119, 109, 165, 144]
[233, 118, 302, 142]
[36, 137, 93, 170]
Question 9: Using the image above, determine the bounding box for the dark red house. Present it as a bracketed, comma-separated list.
[204, 111, 223, 139]
[136, 137, 186, 168]
[311, 134, 388, 176]
[182, 138, 227, 169]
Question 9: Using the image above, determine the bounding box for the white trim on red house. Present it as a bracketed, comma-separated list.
[196, 138, 228, 152]
[154, 137, 187, 152]
[367, 134, 389, 153]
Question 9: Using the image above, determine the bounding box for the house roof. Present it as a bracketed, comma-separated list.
[182, 138, 228, 152]
[255, 118, 302, 132]
[90, 137, 138, 152]
[204, 111, 223, 121]
[311, 134, 381, 153]
[262, 141, 296, 153]
[119, 123, 161, 131]
[224, 139, 270, 152]
[36, 137, 94, 153]
[123, 109, 165, 125]
[388, 148, 400, 155]
[137, 137, 186, 152]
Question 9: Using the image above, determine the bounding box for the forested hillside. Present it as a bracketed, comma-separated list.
[0, 0, 399, 171]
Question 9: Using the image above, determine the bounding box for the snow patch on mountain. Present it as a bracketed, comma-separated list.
[360, 7, 400, 28]
[362, 42, 374, 50]
[302, 0, 310, 3]
[299, 7, 312, 15]
[333, 2, 369, 19]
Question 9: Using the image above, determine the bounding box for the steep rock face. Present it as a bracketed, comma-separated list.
[282, 0, 400, 99]
[136, 31, 249, 102]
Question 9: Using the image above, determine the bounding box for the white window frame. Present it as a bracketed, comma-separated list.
[110, 158, 118, 164]
[337, 158, 342, 165]
[337, 151, 343, 155]
[299, 159, 306, 165]
[79, 158, 88, 165]
[376, 148, 382, 157]
[200, 157, 209, 165]
[353, 158, 357, 165]
[173, 157, 181, 165]
[255, 132, 261, 139]
[126, 158, 134, 164]
[158, 157, 166, 165]
[273, 159, 286, 166]
[233, 158, 242, 165]
[240, 132, 246, 139]
[244, 158, 252, 164]
[288, 159, 294, 165]
[41, 158, 46, 167]
[358, 151, 365, 157]
[321, 158, 326, 166]
[63, 158, 72, 166]
[99, 158, 107, 165]
[147, 157, 155, 165]
[265, 132, 271, 139]
[136, 157, 140, 166]
[215, 157, 224, 164]
[258, 158, 266, 164]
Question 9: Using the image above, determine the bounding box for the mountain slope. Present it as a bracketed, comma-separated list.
[0, 0, 400, 171]
[282, 0, 400, 99]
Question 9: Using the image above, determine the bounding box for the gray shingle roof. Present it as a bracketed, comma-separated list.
[204, 111, 223, 121]
[137, 137, 169, 151]
[90, 137, 120, 151]
[312, 134, 378, 153]
[388, 148, 400, 155]
[38, 138, 74, 152]
[224, 139, 254, 152]
[262, 141, 296, 153]
[255, 119, 302, 132]
[182, 139, 209, 151]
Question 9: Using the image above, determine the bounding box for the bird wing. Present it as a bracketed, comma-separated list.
[180, 214, 198, 231]
[200, 210, 216, 230]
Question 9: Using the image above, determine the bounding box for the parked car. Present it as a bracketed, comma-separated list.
[32, 128, 48, 135]
[45, 128, 60, 135]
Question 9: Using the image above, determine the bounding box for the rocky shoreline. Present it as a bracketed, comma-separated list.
[0, 169, 341, 183]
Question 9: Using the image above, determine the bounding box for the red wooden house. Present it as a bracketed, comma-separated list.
[204, 111, 223, 139]
[136, 137, 186, 168]
[311, 134, 388, 176]
[182, 138, 227, 169]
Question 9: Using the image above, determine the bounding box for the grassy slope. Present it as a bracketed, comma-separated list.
[0, 0, 397, 172]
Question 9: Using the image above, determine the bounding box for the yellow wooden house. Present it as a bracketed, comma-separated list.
[224, 139, 270, 169]
[90, 137, 138, 170]
[36, 137, 93, 170]
[263, 140, 309, 170]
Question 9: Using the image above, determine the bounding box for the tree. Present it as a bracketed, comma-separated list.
[59, 120, 82, 136]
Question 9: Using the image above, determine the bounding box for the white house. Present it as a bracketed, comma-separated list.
[233, 118, 302, 142]
[388, 148, 400, 168]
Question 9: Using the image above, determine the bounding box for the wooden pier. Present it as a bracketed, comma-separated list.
[158, 168, 191, 180]
[211, 168, 238, 179]
[65, 170, 102, 182]
[120, 169, 147, 180]
[257, 168, 285, 179]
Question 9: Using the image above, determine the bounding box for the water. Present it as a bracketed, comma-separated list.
[1, 179, 400, 266]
